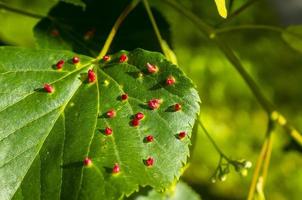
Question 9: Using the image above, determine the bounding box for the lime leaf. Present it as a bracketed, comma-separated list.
[214, 0, 227, 18]
[282, 25, 302, 54]
[0, 47, 200, 200]
[132, 181, 201, 200]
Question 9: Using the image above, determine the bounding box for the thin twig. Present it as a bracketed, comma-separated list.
[142, 0, 166, 55]
[97, 0, 141, 59]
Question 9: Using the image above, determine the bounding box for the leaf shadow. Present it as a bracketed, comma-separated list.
[149, 80, 166, 91]
[126, 71, 143, 79]
[138, 103, 151, 110]
[165, 105, 176, 112]
[61, 161, 83, 169]
[34, 88, 46, 93]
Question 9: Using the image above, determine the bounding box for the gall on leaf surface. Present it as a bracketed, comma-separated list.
[0, 47, 200, 200]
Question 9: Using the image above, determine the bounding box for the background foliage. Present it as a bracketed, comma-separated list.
[0, 0, 302, 199]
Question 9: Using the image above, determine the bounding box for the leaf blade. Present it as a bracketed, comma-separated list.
[0, 47, 200, 200]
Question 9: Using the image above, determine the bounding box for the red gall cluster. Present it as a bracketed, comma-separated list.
[132, 112, 145, 127]
[46, 57, 188, 170]
[56, 60, 64, 69]
[146, 62, 158, 74]
[135, 112, 144, 120]
[174, 103, 182, 111]
[132, 118, 140, 127]
[112, 163, 120, 174]
[148, 99, 161, 110]
[166, 75, 176, 86]
[121, 93, 128, 101]
[87, 69, 96, 83]
[44, 84, 54, 93]
[83, 157, 92, 167]
[106, 109, 116, 118]
[145, 135, 154, 143]
[104, 127, 113, 136]
[145, 157, 154, 167]
[72, 56, 80, 64]
[119, 54, 128, 63]
[178, 131, 186, 139]
[103, 55, 110, 62]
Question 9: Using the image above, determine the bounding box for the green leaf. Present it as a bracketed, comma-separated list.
[214, 0, 227, 18]
[132, 181, 201, 200]
[0, 47, 200, 200]
[34, 0, 171, 56]
[282, 25, 302, 54]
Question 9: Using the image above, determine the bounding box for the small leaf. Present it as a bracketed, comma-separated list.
[282, 25, 302, 53]
[0, 47, 200, 199]
[214, 0, 227, 18]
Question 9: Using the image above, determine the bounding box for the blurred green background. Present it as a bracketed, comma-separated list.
[1, 0, 301, 199]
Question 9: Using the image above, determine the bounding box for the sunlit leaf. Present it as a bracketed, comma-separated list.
[0, 47, 200, 200]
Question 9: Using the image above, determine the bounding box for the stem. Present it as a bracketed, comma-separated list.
[216, 25, 284, 35]
[142, 0, 167, 56]
[0, 2, 47, 19]
[198, 119, 230, 162]
[247, 120, 274, 200]
[261, 134, 273, 186]
[97, 0, 140, 59]
[161, 0, 302, 146]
